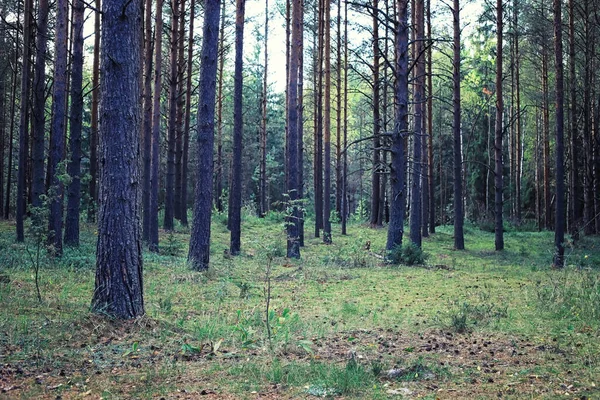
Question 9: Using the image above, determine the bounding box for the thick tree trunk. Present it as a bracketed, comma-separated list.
[91, 0, 144, 319]
[64, 0, 85, 247]
[553, 0, 565, 267]
[142, 0, 154, 241]
[47, 0, 68, 255]
[494, 0, 504, 251]
[31, 0, 49, 210]
[452, 0, 464, 250]
[229, 0, 245, 255]
[149, 0, 164, 252]
[188, 0, 221, 270]
[386, 0, 408, 252]
[409, 0, 424, 248]
[88, 0, 100, 223]
[164, 0, 180, 231]
[16, 0, 32, 242]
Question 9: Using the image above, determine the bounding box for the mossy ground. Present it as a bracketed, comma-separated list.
[0, 214, 599, 399]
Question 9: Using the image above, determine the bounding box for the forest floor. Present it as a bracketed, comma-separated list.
[0, 213, 599, 399]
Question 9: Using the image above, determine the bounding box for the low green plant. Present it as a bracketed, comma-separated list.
[537, 268, 600, 324]
[388, 243, 427, 266]
[163, 232, 183, 256]
[443, 297, 508, 333]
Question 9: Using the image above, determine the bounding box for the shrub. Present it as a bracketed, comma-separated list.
[387, 243, 427, 266]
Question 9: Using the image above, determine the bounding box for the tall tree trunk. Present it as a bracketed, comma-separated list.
[64, 0, 85, 247]
[88, 0, 100, 223]
[229, 0, 246, 255]
[386, 0, 408, 252]
[323, 0, 332, 243]
[188, 0, 221, 270]
[494, 0, 504, 251]
[149, 0, 164, 252]
[164, 0, 180, 231]
[370, 0, 381, 227]
[286, 0, 302, 258]
[514, 0, 522, 224]
[335, 0, 342, 222]
[542, 46, 551, 229]
[181, 0, 195, 227]
[409, 0, 424, 248]
[215, 0, 226, 212]
[427, 0, 435, 233]
[91, 0, 144, 319]
[341, 0, 348, 235]
[47, 0, 68, 255]
[314, 0, 324, 238]
[174, 0, 186, 221]
[0, 48, 5, 219]
[298, 0, 305, 245]
[142, 0, 154, 241]
[452, 0, 464, 250]
[259, 0, 269, 218]
[582, 4, 593, 235]
[553, 0, 565, 267]
[31, 0, 49, 210]
[568, 0, 581, 232]
[4, 17, 18, 220]
[16, 0, 32, 242]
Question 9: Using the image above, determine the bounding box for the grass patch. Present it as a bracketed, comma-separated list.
[0, 219, 599, 398]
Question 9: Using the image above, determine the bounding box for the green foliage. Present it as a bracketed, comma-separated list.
[442, 295, 508, 333]
[162, 232, 183, 256]
[388, 243, 427, 266]
[536, 268, 600, 324]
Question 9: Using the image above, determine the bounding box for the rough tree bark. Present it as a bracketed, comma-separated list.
[323, 0, 332, 244]
[180, 0, 195, 227]
[149, 0, 164, 252]
[286, 0, 302, 258]
[46, 0, 68, 255]
[142, 0, 154, 241]
[215, 0, 226, 212]
[31, 0, 49, 210]
[494, 0, 504, 251]
[259, 0, 269, 218]
[16, 0, 32, 242]
[229, 0, 246, 255]
[452, 0, 464, 250]
[386, 0, 409, 252]
[553, 0, 565, 267]
[91, 0, 144, 319]
[370, 0, 381, 227]
[64, 0, 85, 247]
[88, 0, 100, 223]
[409, 0, 424, 248]
[188, 0, 220, 270]
[164, 0, 180, 231]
